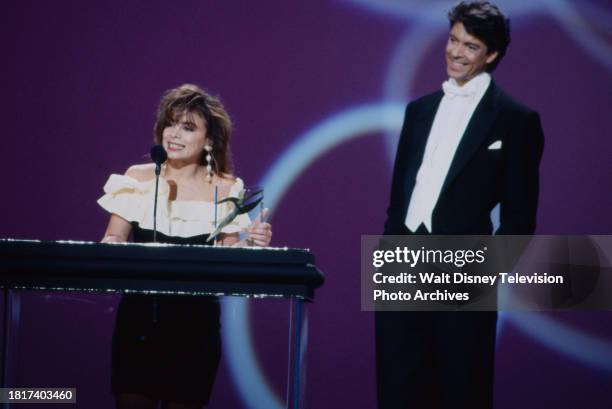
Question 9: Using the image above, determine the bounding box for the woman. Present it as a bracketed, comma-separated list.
[98, 84, 272, 409]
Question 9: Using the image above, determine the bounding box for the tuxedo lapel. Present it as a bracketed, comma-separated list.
[440, 81, 500, 195]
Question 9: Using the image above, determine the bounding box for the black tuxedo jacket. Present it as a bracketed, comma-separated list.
[384, 80, 545, 235]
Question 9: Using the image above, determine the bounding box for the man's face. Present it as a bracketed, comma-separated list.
[445, 22, 498, 86]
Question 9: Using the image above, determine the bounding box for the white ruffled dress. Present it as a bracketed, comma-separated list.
[98, 174, 251, 238]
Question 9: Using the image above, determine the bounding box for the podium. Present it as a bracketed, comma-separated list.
[0, 239, 324, 408]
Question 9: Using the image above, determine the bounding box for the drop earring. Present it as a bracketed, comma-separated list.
[205, 144, 214, 183]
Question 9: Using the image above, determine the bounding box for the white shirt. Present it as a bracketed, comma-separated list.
[404, 72, 491, 233]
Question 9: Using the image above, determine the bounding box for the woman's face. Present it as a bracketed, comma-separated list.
[162, 111, 208, 164]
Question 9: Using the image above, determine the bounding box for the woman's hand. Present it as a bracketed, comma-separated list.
[101, 234, 126, 243]
[101, 214, 132, 243]
[246, 208, 272, 247]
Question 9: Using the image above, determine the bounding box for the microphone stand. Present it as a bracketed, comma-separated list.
[213, 186, 218, 246]
[153, 163, 161, 243]
[150, 144, 167, 243]
[149, 145, 166, 324]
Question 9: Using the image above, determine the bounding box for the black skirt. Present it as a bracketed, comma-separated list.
[111, 225, 221, 404]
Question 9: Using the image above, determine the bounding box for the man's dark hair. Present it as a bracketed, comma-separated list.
[448, 1, 510, 72]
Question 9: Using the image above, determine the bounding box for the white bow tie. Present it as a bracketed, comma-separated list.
[442, 80, 478, 98]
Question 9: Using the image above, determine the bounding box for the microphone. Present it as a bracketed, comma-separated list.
[150, 144, 167, 176]
[150, 145, 167, 242]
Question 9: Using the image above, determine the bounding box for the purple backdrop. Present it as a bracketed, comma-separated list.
[2, 1, 611, 408]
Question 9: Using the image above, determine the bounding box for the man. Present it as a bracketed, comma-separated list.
[377, 2, 544, 408]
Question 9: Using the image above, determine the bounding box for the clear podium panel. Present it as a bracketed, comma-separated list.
[0, 291, 309, 409]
